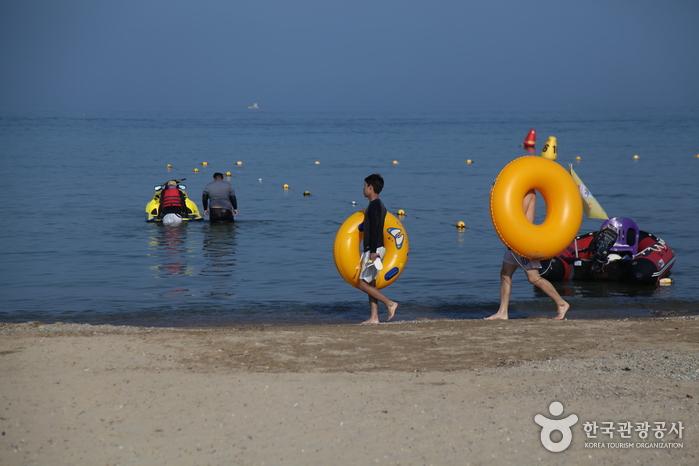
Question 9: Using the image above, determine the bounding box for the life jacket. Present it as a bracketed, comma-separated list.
[161, 186, 184, 210]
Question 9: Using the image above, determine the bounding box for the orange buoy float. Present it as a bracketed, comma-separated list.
[333, 211, 409, 289]
[523, 129, 536, 148]
[490, 156, 582, 260]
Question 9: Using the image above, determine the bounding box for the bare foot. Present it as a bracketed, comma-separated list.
[360, 318, 380, 325]
[553, 302, 570, 320]
[387, 302, 398, 322]
[484, 311, 508, 320]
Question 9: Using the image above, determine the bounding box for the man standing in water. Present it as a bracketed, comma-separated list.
[202, 173, 238, 223]
[358, 174, 399, 324]
[485, 189, 570, 320]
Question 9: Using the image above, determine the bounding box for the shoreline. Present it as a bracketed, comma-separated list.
[2, 313, 697, 332]
[1, 317, 697, 464]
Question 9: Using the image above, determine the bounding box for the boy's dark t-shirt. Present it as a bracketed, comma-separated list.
[363, 198, 387, 253]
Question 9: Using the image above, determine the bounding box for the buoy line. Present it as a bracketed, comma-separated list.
[169, 162, 470, 230]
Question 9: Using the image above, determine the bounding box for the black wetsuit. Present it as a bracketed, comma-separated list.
[363, 198, 387, 253]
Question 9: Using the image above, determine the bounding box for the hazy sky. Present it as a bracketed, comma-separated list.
[1, 0, 698, 112]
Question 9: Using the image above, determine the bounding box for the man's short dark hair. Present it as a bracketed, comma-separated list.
[213, 172, 224, 179]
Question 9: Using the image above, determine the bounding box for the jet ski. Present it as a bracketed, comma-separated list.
[145, 179, 203, 223]
[540, 217, 675, 285]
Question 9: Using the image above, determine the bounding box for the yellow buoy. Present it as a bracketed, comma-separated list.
[456, 221, 466, 229]
[633, 155, 640, 160]
[166, 164, 172, 169]
[193, 168, 199, 172]
[465, 159, 473, 164]
[303, 191, 311, 196]
[659, 278, 674, 286]
[540, 136, 557, 160]
[695, 154, 699, 158]
[283, 184, 289, 189]
[314, 161, 320, 165]
[397, 209, 405, 216]
[201, 162, 208, 166]
[225, 172, 232, 177]
[392, 160, 399, 164]
[236, 161, 243, 165]
[575, 156, 582, 161]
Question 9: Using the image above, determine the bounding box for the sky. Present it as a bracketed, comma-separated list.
[1, 0, 698, 112]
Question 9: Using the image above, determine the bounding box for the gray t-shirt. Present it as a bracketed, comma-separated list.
[202, 179, 237, 211]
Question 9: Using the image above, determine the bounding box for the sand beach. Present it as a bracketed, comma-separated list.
[1, 317, 697, 465]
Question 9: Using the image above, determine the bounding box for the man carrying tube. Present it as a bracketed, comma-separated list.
[485, 189, 570, 320]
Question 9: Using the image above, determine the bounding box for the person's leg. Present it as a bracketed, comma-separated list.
[485, 262, 517, 320]
[367, 295, 380, 324]
[524, 269, 570, 319]
[357, 279, 398, 324]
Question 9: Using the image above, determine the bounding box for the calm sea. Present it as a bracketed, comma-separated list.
[1, 107, 698, 326]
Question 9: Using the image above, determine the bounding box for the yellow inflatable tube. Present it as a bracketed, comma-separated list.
[490, 156, 582, 260]
[333, 210, 409, 289]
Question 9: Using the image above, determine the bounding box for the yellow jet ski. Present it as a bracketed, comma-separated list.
[145, 179, 203, 222]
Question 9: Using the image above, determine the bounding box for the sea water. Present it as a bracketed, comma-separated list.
[1, 107, 697, 326]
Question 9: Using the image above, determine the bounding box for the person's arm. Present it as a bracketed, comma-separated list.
[229, 186, 238, 214]
[523, 189, 536, 223]
[202, 191, 209, 212]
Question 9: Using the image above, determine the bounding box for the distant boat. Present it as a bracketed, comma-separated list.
[248, 103, 259, 109]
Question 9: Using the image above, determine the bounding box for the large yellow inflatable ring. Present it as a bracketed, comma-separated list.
[333, 210, 409, 289]
[490, 156, 582, 260]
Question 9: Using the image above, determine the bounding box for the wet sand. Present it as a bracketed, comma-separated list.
[1, 317, 697, 464]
